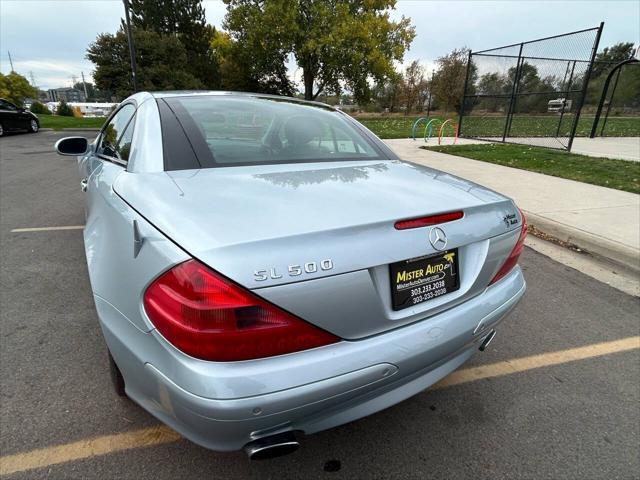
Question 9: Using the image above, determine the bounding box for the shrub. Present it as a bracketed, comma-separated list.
[30, 101, 51, 114]
[56, 100, 74, 117]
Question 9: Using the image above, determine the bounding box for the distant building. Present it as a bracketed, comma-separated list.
[48, 87, 86, 103]
[37, 90, 51, 102]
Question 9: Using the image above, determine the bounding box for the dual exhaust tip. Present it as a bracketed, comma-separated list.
[244, 431, 300, 460]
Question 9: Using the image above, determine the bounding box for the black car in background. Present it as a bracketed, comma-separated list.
[0, 99, 40, 137]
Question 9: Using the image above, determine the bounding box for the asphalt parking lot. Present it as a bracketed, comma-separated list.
[1, 131, 639, 479]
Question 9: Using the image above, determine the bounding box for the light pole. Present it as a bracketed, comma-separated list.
[123, 0, 138, 92]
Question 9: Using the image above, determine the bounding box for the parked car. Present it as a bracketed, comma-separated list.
[547, 98, 572, 113]
[55, 91, 526, 459]
[0, 98, 40, 136]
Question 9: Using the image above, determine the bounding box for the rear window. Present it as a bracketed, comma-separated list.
[160, 96, 384, 169]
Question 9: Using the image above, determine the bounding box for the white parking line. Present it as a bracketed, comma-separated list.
[1, 336, 638, 476]
[10, 225, 84, 233]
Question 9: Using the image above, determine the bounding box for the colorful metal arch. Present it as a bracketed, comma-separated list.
[423, 118, 440, 143]
[410, 117, 428, 140]
[438, 119, 459, 145]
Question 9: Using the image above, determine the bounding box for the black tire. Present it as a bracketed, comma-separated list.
[108, 351, 127, 397]
[29, 119, 39, 133]
[0, 123, 4, 137]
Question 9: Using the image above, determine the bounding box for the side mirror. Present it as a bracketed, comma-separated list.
[55, 137, 89, 156]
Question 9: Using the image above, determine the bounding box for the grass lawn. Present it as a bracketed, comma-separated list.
[462, 115, 640, 138]
[424, 143, 640, 194]
[38, 114, 106, 130]
[355, 115, 640, 139]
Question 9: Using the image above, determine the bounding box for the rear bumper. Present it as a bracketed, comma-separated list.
[96, 266, 525, 452]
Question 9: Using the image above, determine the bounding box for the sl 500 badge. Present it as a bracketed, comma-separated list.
[254, 259, 334, 281]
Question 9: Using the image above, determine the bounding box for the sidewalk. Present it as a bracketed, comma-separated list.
[422, 136, 640, 162]
[385, 139, 640, 272]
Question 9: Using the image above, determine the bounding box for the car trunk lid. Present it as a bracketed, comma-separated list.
[115, 160, 522, 338]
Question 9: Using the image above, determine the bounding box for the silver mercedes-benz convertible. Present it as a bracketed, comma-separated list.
[55, 91, 526, 459]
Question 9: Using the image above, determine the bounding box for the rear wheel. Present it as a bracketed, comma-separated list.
[0, 123, 4, 137]
[108, 351, 127, 397]
[29, 119, 39, 133]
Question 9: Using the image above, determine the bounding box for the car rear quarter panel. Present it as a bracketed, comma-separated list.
[83, 160, 189, 333]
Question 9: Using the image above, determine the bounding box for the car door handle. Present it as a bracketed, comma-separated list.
[80, 178, 88, 192]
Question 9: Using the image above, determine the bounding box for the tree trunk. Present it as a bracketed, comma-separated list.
[303, 68, 314, 101]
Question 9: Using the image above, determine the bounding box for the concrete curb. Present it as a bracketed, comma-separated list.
[525, 211, 640, 274]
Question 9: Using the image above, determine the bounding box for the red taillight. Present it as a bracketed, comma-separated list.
[489, 208, 527, 285]
[143, 260, 340, 361]
[394, 211, 464, 230]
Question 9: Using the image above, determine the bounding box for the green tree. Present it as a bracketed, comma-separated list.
[30, 101, 51, 114]
[0, 72, 37, 106]
[87, 28, 204, 99]
[371, 71, 403, 112]
[592, 42, 635, 77]
[586, 42, 638, 109]
[211, 26, 293, 95]
[476, 72, 507, 112]
[73, 81, 109, 102]
[432, 47, 474, 115]
[505, 62, 556, 114]
[128, 0, 219, 87]
[223, 0, 415, 102]
[57, 100, 75, 116]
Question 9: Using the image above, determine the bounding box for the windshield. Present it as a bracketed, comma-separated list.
[161, 95, 384, 169]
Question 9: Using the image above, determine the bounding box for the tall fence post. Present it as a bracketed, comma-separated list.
[555, 60, 576, 138]
[457, 50, 474, 138]
[503, 43, 524, 142]
[568, 21, 604, 151]
[599, 67, 622, 136]
[589, 57, 638, 138]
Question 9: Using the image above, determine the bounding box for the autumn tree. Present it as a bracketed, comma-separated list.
[0, 72, 37, 106]
[432, 47, 473, 115]
[400, 60, 425, 114]
[223, 0, 415, 102]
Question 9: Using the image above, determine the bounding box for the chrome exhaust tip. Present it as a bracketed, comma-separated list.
[479, 330, 496, 352]
[244, 432, 300, 460]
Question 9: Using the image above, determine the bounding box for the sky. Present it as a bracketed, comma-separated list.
[0, 0, 638, 90]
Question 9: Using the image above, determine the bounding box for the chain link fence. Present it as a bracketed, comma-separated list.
[458, 24, 603, 150]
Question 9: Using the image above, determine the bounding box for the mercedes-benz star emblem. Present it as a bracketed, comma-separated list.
[429, 227, 448, 251]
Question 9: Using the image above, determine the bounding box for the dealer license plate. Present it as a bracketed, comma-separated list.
[389, 249, 460, 311]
